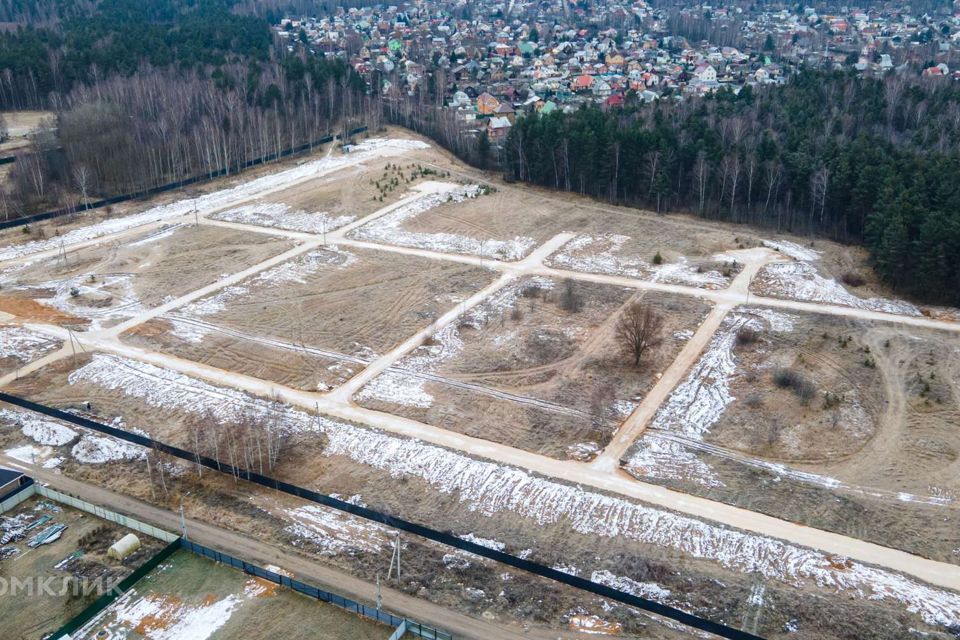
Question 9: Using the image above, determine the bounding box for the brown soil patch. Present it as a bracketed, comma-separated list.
[0, 295, 89, 327]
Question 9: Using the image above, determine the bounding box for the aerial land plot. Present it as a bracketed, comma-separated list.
[73, 549, 392, 640]
[119, 245, 495, 390]
[356, 275, 711, 459]
[0, 224, 294, 330]
[0, 496, 166, 640]
[209, 153, 449, 235]
[751, 236, 954, 318]
[623, 306, 960, 561]
[348, 177, 761, 286]
[0, 110, 52, 154]
[3, 354, 960, 638]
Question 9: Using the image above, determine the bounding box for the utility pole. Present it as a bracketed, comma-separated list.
[179, 500, 187, 540]
[194, 201, 199, 227]
[387, 533, 401, 582]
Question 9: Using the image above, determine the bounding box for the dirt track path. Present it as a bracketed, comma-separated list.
[0, 454, 568, 640]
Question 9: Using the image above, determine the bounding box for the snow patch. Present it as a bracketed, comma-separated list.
[0, 326, 61, 365]
[761, 239, 821, 262]
[753, 261, 921, 316]
[549, 234, 728, 288]
[211, 202, 355, 235]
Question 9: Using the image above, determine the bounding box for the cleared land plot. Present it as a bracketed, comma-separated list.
[624, 307, 960, 561]
[0, 496, 166, 640]
[120, 245, 495, 390]
[752, 237, 929, 316]
[210, 154, 446, 235]
[73, 549, 392, 640]
[349, 179, 761, 280]
[4, 356, 960, 638]
[0, 224, 293, 330]
[0, 136, 429, 263]
[356, 276, 711, 459]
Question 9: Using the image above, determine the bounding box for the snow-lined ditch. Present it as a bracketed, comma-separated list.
[0, 326, 61, 365]
[757, 239, 921, 315]
[348, 183, 536, 260]
[0, 138, 429, 263]
[210, 202, 355, 235]
[548, 234, 729, 289]
[62, 353, 960, 629]
[356, 277, 554, 408]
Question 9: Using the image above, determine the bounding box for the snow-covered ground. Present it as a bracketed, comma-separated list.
[548, 234, 729, 289]
[0, 408, 78, 446]
[210, 202, 355, 235]
[0, 138, 429, 263]
[355, 277, 553, 408]
[761, 239, 821, 262]
[61, 353, 960, 628]
[283, 498, 389, 557]
[78, 588, 243, 640]
[71, 432, 146, 464]
[348, 183, 535, 260]
[756, 240, 921, 315]
[43, 273, 144, 330]
[0, 326, 61, 365]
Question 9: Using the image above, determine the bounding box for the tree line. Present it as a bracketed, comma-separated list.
[0, 0, 377, 219]
[503, 70, 960, 305]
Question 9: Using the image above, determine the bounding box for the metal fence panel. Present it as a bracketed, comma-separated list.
[177, 538, 449, 639]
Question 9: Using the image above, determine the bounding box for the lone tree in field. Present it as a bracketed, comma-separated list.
[615, 302, 664, 367]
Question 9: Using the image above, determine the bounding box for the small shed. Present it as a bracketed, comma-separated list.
[107, 533, 141, 561]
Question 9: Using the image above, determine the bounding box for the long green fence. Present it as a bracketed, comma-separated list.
[48, 537, 182, 639]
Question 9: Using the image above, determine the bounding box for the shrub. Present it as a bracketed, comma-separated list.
[559, 279, 582, 313]
[773, 368, 816, 403]
[652, 251, 663, 265]
[736, 326, 760, 346]
[841, 272, 866, 287]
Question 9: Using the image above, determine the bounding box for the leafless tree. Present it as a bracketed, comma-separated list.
[73, 164, 91, 209]
[615, 302, 664, 368]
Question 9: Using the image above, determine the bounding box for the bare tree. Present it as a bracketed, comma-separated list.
[73, 164, 91, 210]
[615, 302, 664, 367]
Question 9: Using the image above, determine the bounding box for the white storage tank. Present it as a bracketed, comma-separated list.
[107, 533, 141, 561]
